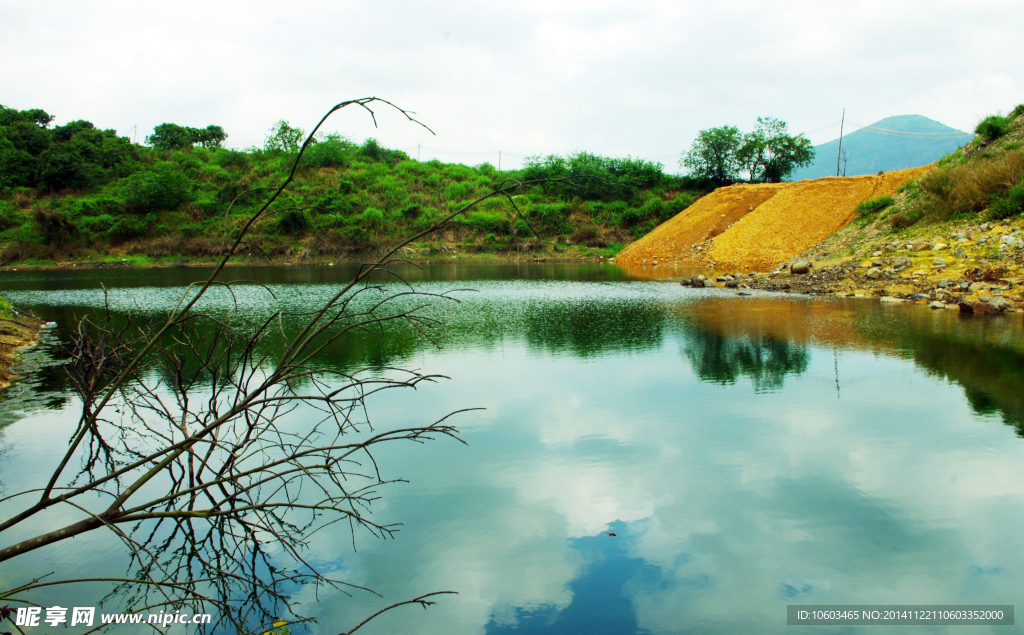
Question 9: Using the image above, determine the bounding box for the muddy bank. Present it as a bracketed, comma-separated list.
[0, 302, 45, 391]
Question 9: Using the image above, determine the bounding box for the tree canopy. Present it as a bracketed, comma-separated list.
[147, 123, 227, 150]
[0, 104, 137, 191]
[682, 118, 814, 184]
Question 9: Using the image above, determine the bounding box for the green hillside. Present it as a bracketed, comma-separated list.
[791, 115, 973, 180]
[0, 104, 707, 266]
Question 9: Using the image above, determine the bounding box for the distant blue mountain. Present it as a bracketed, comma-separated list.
[791, 115, 973, 180]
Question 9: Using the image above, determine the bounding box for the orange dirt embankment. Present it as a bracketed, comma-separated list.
[616, 165, 932, 271]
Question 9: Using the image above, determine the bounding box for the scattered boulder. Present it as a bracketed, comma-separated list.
[959, 301, 1000, 315]
[988, 296, 1013, 312]
[865, 267, 883, 280]
[790, 261, 812, 274]
[928, 301, 945, 309]
[912, 240, 932, 251]
[932, 257, 947, 267]
[933, 243, 948, 250]
[968, 282, 988, 293]
[954, 246, 967, 258]
[880, 296, 906, 303]
[891, 256, 913, 271]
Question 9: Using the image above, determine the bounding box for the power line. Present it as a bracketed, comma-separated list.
[846, 122, 972, 138]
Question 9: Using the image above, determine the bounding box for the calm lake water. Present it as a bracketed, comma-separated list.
[2, 264, 1024, 634]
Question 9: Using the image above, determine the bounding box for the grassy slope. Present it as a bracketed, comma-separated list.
[0, 134, 706, 267]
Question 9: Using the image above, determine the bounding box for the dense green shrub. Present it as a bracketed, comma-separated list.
[639, 197, 667, 222]
[275, 208, 309, 234]
[988, 185, 1024, 220]
[33, 208, 78, 245]
[211, 149, 248, 169]
[532, 203, 570, 233]
[80, 214, 117, 234]
[108, 216, 148, 241]
[855, 195, 896, 216]
[122, 163, 191, 213]
[361, 207, 385, 228]
[975, 115, 1012, 140]
[0, 150, 37, 188]
[36, 145, 101, 191]
[444, 181, 469, 200]
[301, 137, 355, 168]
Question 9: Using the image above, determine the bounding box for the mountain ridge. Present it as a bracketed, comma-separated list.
[792, 114, 973, 180]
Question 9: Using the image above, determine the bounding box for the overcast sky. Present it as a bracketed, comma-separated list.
[2, 0, 1021, 169]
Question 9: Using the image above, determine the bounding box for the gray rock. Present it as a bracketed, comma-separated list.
[936, 280, 950, 288]
[891, 256, 913, 271]
[954, 246, 967, 258]
[979, 294, 992, 302]
[928, 301, 945, 309]
[988, 296, 1013, 312]
[865, 267, 883, 280]
[790, 261, 812, 274]
[912, 293, 930, 301]
[969, 282, 987, 293]
[932, 257, 947, 267]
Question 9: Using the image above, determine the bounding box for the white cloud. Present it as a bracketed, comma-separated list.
[1, 0, 1021, 167]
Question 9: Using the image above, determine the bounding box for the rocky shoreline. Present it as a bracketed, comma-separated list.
[680, 220, 1024, 315]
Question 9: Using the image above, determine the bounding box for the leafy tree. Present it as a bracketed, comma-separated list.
[193, 125, 227, 148]
[265, 120, 304, 152]
[737, 117, 814, 183]
[147, 123, 196, 150]
[681, 126, 742, 183]
[53, 119, 97, 142]
[684, 118, 813, 184]
[3, 120, 52, 156]
[147, 123, 227, 150]
[0, 105, 53, 128]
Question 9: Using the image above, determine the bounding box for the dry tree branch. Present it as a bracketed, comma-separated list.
[0, 97, 587, 634]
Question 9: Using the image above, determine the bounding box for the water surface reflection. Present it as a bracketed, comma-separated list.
[1, 265, 1022, 634]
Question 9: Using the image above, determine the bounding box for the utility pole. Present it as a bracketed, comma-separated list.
[836, 109, 845, 177]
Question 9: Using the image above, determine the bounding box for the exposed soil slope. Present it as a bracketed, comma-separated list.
[616, 166, 931, 271]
